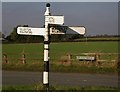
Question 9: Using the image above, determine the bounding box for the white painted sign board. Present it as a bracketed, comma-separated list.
[46, 16, 64, 25]
[17, 27, 45, 36]
[49, 24, 85, 35]
[67, 26, 85, 35]
[76, 56, 95, 61]
[17, 26, 85, 35]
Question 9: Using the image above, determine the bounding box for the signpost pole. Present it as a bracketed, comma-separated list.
[17, 3, 86, 91]
[43, 3, 51, 91]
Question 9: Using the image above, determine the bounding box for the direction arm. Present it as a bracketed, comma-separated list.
[66, 26, 86, 35]
[17, 27, 45, 36]
[48, 24, 86, 35]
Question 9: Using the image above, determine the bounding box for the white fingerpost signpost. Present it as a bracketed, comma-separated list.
[17, 3, 86, 91]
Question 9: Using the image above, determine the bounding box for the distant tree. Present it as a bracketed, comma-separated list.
[10, 27, 18, 41]
[0, 32, 2, 38]
[0, 32, 5, 38]
[9, 25, 22, 41]
[2, 33, 5, 38]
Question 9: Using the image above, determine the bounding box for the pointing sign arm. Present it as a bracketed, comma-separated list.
[17, 27, 45, 36]
[17, 26, 85, 35]
[66, 26, 85, 35]
[49, 24, 68, 34]
[48, 24, 85, 35]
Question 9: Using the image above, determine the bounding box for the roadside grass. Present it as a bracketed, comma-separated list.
[2, 62, 43, 72]
[2, 83, 120, 91]
[50, 63, 117, 74]
[2, 62, 118, 74]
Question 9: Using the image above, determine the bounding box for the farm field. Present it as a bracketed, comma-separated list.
[2, 41, 119, 62]
[2, 41, 120, 73]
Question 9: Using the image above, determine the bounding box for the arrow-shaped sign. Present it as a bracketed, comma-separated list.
[49, 24, 85, 35]
[17, 27, 45, 36]
[17, 26, 85, 36]
[67, 26, 85, 35]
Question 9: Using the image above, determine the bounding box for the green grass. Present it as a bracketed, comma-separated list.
[77, 37, 120, 41]
[2, 43, 44, 62]
[2, 42, 119, 73]
[2, 83, 119, 91]
[50, 42, 118, 53]
[2, 42, 119, 62]
[2, 63, 118, 74]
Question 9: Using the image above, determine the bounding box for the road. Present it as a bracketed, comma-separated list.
[2, 71, 118, 87]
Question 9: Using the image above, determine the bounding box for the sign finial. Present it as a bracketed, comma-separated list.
[44, 3, 51, 16]
[46, 3, 50, 7]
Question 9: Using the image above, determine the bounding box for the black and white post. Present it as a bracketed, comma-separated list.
[16, 3, 86, 91]
[43, 3, 51, 90]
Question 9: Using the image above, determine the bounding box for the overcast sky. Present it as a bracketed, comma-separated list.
[2, 2, 118, 36]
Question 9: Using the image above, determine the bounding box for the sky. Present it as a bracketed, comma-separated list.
[2, 2, 118, 36]
[1, 0, 119, 2]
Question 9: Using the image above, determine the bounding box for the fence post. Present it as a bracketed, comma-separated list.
[22, 53, 26, 64]
[96, 53, 100, 65]
[3, 54, 8, 64]
[67, 53, 72, 65]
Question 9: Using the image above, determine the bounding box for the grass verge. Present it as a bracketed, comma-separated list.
[2, 62, 118, 74]
[2, 83, 120, 91]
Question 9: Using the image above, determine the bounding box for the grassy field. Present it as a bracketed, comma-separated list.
[2, 41, 119, 73]
[76, 36, 120, 41]
[2, 41, 119, 62]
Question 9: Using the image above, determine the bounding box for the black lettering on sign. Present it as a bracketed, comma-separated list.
[20, 28, 32, 34]
[57, 27, 67, 33]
